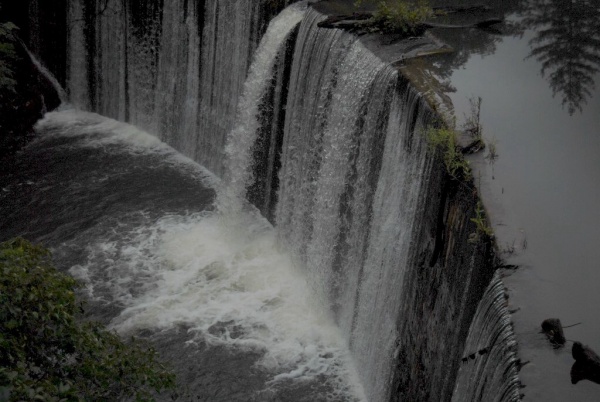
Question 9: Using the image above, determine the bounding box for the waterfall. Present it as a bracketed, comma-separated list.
[347, 86, 431, 401]
[66, 0, 90, 110]
[217, 2, 307, 216]
[452, 272, 521, 402]
[275, 9, 432, 400]
[66, 0, 272, 176]
[24, 47, 68, 104]
[29, 1, 525, 400]
[197, 0, 263, 176]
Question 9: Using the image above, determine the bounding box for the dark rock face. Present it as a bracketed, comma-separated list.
[0, 37, 61, 160]
[0, 0, 68, 85]
[571, 342, 600, 385]
[541, 318, 566, 347]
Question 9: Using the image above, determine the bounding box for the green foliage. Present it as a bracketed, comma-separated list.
[0, 20, 19, 99]
[469, 202, 494, 243]
[374, 0, 433, 34]
[355, 0, 434, 35]
[426, 125, 472, 181]
[0, 238, 176, 402]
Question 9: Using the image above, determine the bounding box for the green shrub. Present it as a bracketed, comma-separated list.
[374, 0, 433, 34]
[469, 201, 494, 243]
[0, 238, 176, 401]
[426, 125, 472, 181]
[355, 0, 433, 34]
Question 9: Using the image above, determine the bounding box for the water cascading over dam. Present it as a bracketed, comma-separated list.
[19, 0, 523, 400]
[66, 0, 289, 177]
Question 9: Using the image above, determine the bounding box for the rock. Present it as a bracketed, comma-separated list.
[0, 34, 62, 159]
[461, 138, 485, 155]
[571, 342, 600, 385]
[432, 5, 492, 15]
[541, 318, 566, 347]
[317, 12, 373, 30]
[420, 19, 504, 30]
[207, 320, 245, 339]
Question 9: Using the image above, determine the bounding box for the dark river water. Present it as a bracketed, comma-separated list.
[417, 1, 600, 400]
[0, 109, 365, 401]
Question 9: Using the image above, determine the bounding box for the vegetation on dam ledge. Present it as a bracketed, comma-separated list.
[317, 0, 503, 37]
[425, 95, 495, 244]
[317, 0, 436, 35]
[0, 238, 176, 402]
[353, 0, 434, 35]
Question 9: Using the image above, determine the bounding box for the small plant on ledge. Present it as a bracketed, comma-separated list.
[460, 96, 486, 155]
[463, 96, 483, 139]
[425, 122, 473, 182]
[319, 1, 502, 36]
[469, 201, 494, 243]
[347, 0, 435, 35]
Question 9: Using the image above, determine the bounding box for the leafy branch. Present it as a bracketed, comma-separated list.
[354, 0, 435, 35]
[469, 201, 494, 243]
[426, 123, 473, 182]
[0, 238, 177, 401]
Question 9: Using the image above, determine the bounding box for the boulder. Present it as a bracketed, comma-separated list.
[541, 318, 566, 347]
[571, 342, 600, 385]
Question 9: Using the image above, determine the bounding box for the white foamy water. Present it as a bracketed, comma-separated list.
[69, 210, 365, 400]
